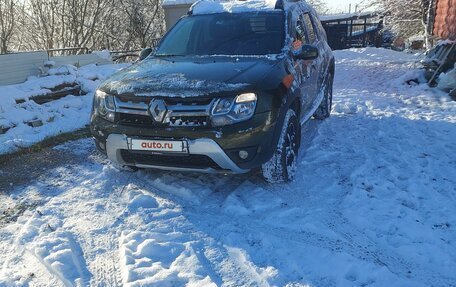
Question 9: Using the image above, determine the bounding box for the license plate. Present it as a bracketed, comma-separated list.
[130, 139, 188, 153]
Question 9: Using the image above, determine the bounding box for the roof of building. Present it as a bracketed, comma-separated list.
[319, 11, 378, 22]
[162, 0, 197, 7]
[433, 0, 456, 40]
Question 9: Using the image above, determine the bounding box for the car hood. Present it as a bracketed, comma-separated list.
[99, 56, 280, 97]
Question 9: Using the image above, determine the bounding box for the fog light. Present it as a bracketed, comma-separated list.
[239, 150, 249, 160]
[106, 111, 115, 122]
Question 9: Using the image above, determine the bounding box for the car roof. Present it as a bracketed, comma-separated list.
[189, 0, 312, 16]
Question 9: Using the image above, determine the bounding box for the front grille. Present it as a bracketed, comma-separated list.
[117, 95, 152, 104]
[168, 116, 209, 127]
[120, 150, 223, 170]
[114, 96, 216, 128]
[164, 97, 213, 106]
[118, 113, 153, 126]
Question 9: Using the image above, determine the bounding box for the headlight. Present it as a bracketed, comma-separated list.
[211, 93, 257, 127]
[94, 90, 116, 122]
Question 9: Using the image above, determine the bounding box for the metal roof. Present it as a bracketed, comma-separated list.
[434, 0, 456, 40]
[319, 11, 378, 22]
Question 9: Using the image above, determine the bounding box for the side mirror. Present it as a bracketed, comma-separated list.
[295, 45, 319, 60]
[139, 48, 153, 61]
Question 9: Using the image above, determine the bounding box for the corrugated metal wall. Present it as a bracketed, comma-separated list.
[434, 0, 456, 40]
[0, 52, 48, 86]
[0, 53, 112, 86]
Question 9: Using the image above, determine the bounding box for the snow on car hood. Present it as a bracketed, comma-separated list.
[99, 57, 278, 97]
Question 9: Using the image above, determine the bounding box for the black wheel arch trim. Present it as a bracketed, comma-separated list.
[269, 88, 301, 154]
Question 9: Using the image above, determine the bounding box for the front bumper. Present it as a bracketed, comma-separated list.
[91, 110, 278, 172]
[106, 134, 251, 174]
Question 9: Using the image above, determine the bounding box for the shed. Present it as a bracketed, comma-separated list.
[320, 12, 383, 50]
[433, 0, 456, 40]
[162, 0, 197, 31]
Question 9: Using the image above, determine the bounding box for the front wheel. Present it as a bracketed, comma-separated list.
[261, 109, 301, 183]
[314, 72, 334, 120]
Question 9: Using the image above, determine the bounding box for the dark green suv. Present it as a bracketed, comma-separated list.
[90, 0, 335, 183]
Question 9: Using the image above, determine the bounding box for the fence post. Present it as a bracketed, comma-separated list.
[349, 19, 354, 48]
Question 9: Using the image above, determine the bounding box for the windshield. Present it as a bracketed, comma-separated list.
[155, 12, 285, 57]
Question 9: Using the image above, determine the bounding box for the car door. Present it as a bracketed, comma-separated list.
[290, 11, 316, 120]
[302, 12, 326, 106]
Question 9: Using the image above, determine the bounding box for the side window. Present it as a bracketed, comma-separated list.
[287, 12, 293, 38]
[295, 16, 306, 42]
[303, 13, 317, 44]
[313, 13, 328, 41]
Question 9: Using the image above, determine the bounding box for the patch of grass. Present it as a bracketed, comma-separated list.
[0, 127, 91, 166]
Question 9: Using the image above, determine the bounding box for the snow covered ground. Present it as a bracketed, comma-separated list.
[1, 48, 455, 287]
[0, 63, 128, 155]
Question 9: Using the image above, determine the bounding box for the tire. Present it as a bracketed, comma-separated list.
[261, 109, 301, 183]
[94, 139, 107, 156]
[314, 72, 334, 120]
[450, 88, 456, 100]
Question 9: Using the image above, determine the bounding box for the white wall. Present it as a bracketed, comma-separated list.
[163, 4, 193, 31]
[0, 52, 48, 86]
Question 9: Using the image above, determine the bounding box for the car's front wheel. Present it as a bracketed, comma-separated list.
[262, 109, 301, 183]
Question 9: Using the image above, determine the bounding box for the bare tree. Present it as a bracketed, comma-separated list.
[0, 0, 15, 53]
[62, 0, 110, 50]
[26, 0, 59, 50]
[423, 0, 436, 48]
[307, 0, 329, 14]
[368, 0, 435, 49]
[119, 0, 165, 49]
[18, 0, 114, 52]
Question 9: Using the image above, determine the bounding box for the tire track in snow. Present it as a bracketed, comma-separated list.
[189, 206, 456, 287]
[1, 210, 91, 286]
[288, 115, 456, 285]
[116, 176, 277, 287]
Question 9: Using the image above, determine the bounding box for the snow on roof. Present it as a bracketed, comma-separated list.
[436, 39, 456, 47]
[191, 0, 278, 15]
[162, 0, 196, 7]
[319, 11, 375, 22]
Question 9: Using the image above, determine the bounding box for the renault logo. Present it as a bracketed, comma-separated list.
[149, 99, 167, 123]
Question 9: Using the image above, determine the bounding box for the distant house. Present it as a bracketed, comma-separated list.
[407, 35, 426, 50]
[162, 0, 196, 31]
[432, 0, 456, 40]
